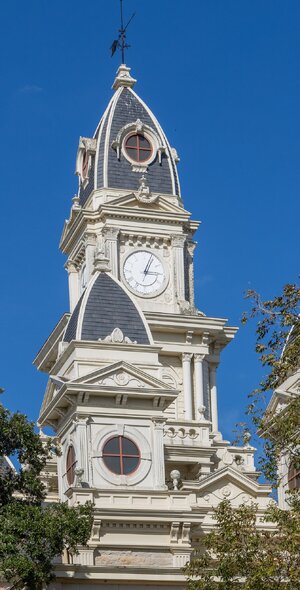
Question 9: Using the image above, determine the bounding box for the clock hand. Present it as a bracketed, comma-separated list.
[146, 271, 163, 276]
[143, 255, 154, 279]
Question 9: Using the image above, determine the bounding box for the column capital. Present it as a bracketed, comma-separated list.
[182, 352, 193, 362]
[171, 234, 186, 248]
[84, 232, 96, 246]
[65, 260, 77, 273]
[194, 353, 206, 363]
[102, 226, 119, 240]
[186, 240, 196, 256]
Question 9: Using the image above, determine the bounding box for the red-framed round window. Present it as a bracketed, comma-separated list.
[124, 133, 153, 163]
[66, 445, 77, 486]
[102, 435, 140, 475]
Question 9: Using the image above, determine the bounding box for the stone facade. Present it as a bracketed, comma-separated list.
[34, 64, 272, 589]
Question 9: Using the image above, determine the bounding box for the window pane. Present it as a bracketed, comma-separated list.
[103, 455, 121, 474]
[126, 135, 138, 147]
[103, 437, 120, 454]
[139, 149, 151, 162]
[122, 456, 140, 474]
[138, 135, 151, 148]
[126, 148, 138, 160]
[122, 438, 139, 455]
[66, 446, 76, 485]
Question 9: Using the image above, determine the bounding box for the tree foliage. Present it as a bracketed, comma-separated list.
[185, 280, 300, 589]
[241, 281, 300, 485]
[0, 402, 93, 590]
[184, 497, 300, 590]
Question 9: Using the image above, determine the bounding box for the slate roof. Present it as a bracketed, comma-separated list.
[78, 67, 180, 206]
[63, 272, 150, 345]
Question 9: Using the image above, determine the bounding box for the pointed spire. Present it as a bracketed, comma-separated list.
[112, 64, 136, 90]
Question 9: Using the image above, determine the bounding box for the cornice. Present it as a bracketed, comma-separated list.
[50, 340, 162, 374]
[33, 313, 70, 372]
[60, 200, 200, 254]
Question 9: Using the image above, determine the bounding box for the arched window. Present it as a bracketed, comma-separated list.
[102, 436, 140, 475]
[124, 133, 152, 163]
[287, 462, 300, 491]
[66, 445, 77, 486]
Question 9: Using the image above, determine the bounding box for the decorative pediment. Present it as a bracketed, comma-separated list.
[193, 467, 271, 505]
[39, 376, 65, 418]
[72, 361, 176, 392]
[107, 192, 190, 215]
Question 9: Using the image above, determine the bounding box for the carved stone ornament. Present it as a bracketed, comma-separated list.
[98, 327, 137, 344]
[135, 175, 158, 204]
[111, 119, 166, 170]
[98, 370, 144, 389]
[171, 147, 180, 163]
[112, 64, 137, 90]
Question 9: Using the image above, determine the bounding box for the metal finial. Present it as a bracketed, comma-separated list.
[110, 0, 136, 63]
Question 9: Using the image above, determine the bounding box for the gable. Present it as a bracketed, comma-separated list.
[107, 192, 190, 216]
[72, 361, 177, 392]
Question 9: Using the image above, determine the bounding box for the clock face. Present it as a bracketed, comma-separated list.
[123, 251, 166, 296]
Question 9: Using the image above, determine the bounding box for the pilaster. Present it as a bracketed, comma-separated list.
[65, 260, 78, 313]
[84, 232, 96, 284]
[151, 418, 166, 489]
[209, 362, 219, 433]
[103, 226, 119, 278]
[194, 354, 205, 417]
[182, 353, 193, 420]
[171, 234, 186, 302]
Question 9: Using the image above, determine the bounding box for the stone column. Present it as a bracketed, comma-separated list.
[209, 363, 219, 433]
[171, 234, 186, 302]
[182, 353, 193, 420]
[103, 226, 119, 278]
[194, 354, 205, 417]
[151, 418, 166, 489]
[84, 232, 96, 284]
[66, 261, 78, 312]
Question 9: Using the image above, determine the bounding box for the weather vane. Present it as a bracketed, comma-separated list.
[110, 0, 136, 63]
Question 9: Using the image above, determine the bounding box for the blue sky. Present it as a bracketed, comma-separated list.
[0, 1, 299, 449]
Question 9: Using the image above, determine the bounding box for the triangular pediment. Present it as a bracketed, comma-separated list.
[39, 376, 65, 418]
[72, 361, 177, 392]
[107, 192, 191, 216]
[194, 466, 270, 503]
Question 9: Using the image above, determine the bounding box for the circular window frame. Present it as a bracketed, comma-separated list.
[93, 425, 151, 486]
[102, 435, 141, 475]
[122, 130, 158, 167]
[123, 133, 153, 165]
[121, 248, 169, 299]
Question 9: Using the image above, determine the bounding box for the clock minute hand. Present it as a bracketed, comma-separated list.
[143, 255, 153, 276]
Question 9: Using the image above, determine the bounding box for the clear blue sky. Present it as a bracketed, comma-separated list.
[0, 1, 299, 447]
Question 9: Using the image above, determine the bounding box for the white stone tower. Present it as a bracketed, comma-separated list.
[34, 64, 271, 589]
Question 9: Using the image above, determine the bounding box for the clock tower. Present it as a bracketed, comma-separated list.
[35, 64, 271, 589]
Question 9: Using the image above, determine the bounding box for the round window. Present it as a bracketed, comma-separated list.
[124, 133, 152, 163]
[66, 445, 76, 486]
[102, 435, 140, 475]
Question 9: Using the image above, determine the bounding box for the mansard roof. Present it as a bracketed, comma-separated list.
[63, 272, 151, 345]
[78, 65, 180, 206]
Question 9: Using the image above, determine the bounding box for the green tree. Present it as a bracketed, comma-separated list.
[184, 496, 300, 590]
[184, 280, 300, 589]
[242, 282, 300, 485]
[0, 402, 93, 590]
